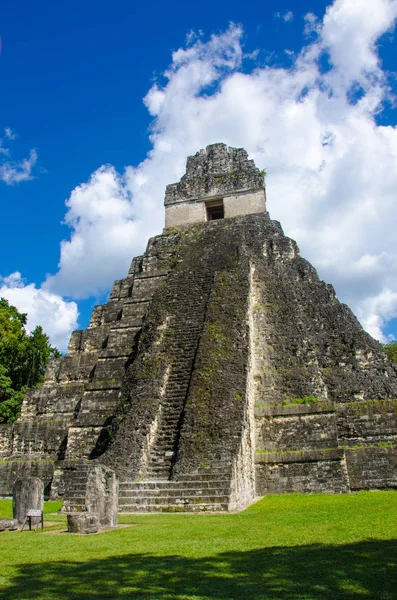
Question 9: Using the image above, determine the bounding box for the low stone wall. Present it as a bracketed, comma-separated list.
[165, 201, 206, 228]
[345, 447, 397, 490]
[224, 189, 265, 218]
[256, 412, 338, 452]
[256, 449, 349, 494]
[0, 459, 54, 497]
[254, 399, 397, 494]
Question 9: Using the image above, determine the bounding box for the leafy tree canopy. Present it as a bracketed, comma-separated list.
[0, 298, 61, 423]
[383, 341, 397, 365]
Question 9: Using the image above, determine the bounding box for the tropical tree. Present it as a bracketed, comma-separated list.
[0, 298, 61, 423]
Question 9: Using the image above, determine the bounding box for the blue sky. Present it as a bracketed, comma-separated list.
[1, 0, 397, 350]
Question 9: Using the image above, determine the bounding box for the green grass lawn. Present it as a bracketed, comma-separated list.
[0, 492, 397, 599]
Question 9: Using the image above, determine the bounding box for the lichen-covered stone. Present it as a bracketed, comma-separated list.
[164, 143, 264, 205]
[13, 476, 44, 526]
[85, 465, 118, 527]
[67, 512, 99, 534]
[0, 518, 18, 531]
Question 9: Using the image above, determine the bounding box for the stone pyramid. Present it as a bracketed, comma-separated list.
[1, 143, 396, 512]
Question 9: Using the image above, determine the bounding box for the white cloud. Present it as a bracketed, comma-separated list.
[44, 0, 397, 342]
[0, 272, 78, 352]
[0, 129, 38, 184]
[356, 289, 397, 341]
[304, 12, 321, 37]
[275, 11, 294, 23]
[321, 0, 397, 92]
[44, 165, 160, 299]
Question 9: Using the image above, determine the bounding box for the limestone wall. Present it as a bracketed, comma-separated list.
[165, 201, 206, 228]
[2, 211, 397, 507]
[164, 189, 266, 229]
[224, 189, 266, 218]
[255, 398, 397, 494]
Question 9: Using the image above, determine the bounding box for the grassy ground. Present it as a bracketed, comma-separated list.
[0, 491, 397, 599]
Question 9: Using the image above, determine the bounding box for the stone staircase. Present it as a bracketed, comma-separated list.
[144, 323, 206, 480]
[61, 461, 91, 512]
[61, 266, 237, 513]
[143, 270, 213, 481]
[118, 467, 233, 512]
[62, 464, 233, 513]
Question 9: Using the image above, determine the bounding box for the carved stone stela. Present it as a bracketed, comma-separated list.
[1, 143, 397, 513]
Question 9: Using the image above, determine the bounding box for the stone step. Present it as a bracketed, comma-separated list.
[62, 492, 86, 501]
[119, 488, 231, 499]
[120, 479, 230, 490]
[119, 495, 230, 506]
[149, 441, 176, 448]
[62, 497, 86, 507]
[149, 453, 174, 460]
[66, 483, 88, 492]
[146, 466, 171, 473]
[145, 466, 171, 474]
[176, 472, 232, 480]
[118, 502, 229, 513]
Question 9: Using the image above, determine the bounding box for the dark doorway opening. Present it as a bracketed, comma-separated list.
[206, 201, 224, 220]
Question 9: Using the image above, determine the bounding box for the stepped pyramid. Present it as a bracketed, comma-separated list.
[1, 143, 397, 512]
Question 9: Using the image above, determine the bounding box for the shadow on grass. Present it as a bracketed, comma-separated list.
[2, 539, 397, 600]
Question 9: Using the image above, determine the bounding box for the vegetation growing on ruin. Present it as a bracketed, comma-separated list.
[286, 395, 325, 405]
[1, 492, 397, 599]
[254, 396, 331, 410]
[344, 398, 397, 416]
[0, 298, 60, 424]
[384, 341, 397, 364]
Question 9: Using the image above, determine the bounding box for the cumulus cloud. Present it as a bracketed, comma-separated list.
[45, 0, 397, 342]
[0, 272, 78, 352]
[275, 11, 294, 23]
[44, 165, 154, 299]
[0, 129, 38, 185]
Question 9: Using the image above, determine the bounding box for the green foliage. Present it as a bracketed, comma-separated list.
[384, 341, 397, 364]
[286, 395, 323, 405]
[0, 298, 61, 424]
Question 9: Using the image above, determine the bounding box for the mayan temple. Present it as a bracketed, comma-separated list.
[1, 143, 397, 513]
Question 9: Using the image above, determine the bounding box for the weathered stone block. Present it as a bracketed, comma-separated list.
[12, 420, 67, 456]
[65, 427, 107, 459]
[86, 465, 118, 527]
[165, 201, 207, 228]
[67, 512, 99, 534]
[13, 476, 44, 526]
[256, 413, 339, 452]
[224, 189, 266, 218]
[57, 353, 98, 383]
[0, 518, 19, 531]
[256, 458, 349, 495]
[345, 447, 397, 490]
